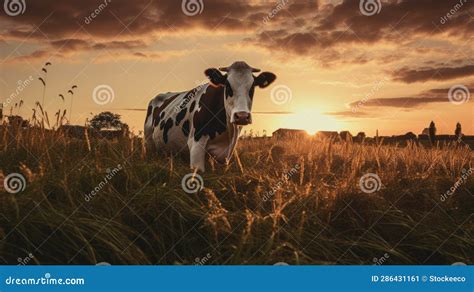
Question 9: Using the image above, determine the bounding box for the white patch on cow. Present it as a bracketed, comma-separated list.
[205, 123, 240, 163]
[188, 135, 209, 172]
[226, 68, 254, 123]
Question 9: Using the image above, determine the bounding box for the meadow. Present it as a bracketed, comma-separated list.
[0, 126, 473, 265]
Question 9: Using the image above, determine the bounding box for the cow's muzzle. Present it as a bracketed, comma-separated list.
[233, 111, 252, 125]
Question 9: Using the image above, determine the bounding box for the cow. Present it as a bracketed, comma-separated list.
[144, 61, 276, 172]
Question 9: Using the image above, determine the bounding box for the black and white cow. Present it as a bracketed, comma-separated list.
[144, 61, 276, 171]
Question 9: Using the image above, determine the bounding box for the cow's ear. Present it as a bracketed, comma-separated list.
[205, 68, 226, 87]
[254, 72, 276, 88]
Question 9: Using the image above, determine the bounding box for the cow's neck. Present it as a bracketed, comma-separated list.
[205, 85, 227, 122]
[195, 84, 241, 163]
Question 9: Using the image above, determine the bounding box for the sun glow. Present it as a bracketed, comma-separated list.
[283, 109, 344, 135]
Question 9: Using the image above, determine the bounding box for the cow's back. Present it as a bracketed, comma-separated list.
[144, 89, 195, 151]
[144, 93, 178, 147]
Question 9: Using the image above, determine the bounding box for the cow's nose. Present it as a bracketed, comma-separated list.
[233, 112, 251, 125]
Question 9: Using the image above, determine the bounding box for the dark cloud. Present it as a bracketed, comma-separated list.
[328, 93, 449, 118]
[9, 50, 52, 62]
[348, 96, 447, 108]
[6, 38, 148, 63]
[0, 0, 472, 68]
[345, 85, 473, 111]
[0, 0, 298, 41]
[392, 64, 474, 83]
[1, 0, 314, 61]
[325, 110, 371, 117]
[49, 39, 146, 52]
[250, 0, 473, 64]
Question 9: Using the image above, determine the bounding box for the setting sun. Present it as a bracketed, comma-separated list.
[282, 109, 345, 135]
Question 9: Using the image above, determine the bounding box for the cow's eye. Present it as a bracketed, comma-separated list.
[225, 81, 233, 97]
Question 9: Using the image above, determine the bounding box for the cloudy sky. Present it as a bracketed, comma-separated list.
[1, 0, 473, 135]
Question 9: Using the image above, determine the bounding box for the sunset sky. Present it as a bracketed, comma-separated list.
[1, 0, 473, 136]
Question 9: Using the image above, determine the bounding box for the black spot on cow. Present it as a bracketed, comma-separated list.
[152, 107, 160, 127]
[159, 121, 165, 129]
[182, 120, 190, 137]
[146, 105, 152, 119]
[249, 85, 255, 99]
[225, 80, 233, 98]
[189, 101, 196, 113]
[151, 94, 179, 128]
[162, 118, 174, 144]
[153, 108, 161, 127]
[193, 86, 227, 141]
[179, 88, 198, 114]
[175, 107, 187, 126]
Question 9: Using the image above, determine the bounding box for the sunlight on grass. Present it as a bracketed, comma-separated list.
[0, 125, 472, 265]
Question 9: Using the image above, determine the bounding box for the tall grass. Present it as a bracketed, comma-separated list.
[0, 126, 472, 265]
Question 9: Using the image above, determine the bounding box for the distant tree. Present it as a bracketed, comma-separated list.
[89, 112, 128, 131]
[339, 131, 352, 141]
[429, 121, 437, 145]
[404, 132, 416, 140]
[455, 122, 462, 141]
[8, 115, 29, 128]
[356, 132, 366, 139]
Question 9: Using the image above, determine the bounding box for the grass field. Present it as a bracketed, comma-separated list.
[0, 126, 473, 265]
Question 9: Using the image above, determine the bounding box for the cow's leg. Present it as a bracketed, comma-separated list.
[188, 137, 208, 172]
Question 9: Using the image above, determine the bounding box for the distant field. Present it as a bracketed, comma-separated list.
[0, 126, 473, 265]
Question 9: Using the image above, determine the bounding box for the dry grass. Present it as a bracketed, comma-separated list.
[0, 126, 473, 265]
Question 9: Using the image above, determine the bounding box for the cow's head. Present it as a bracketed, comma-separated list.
[205, 61, 276, 125]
